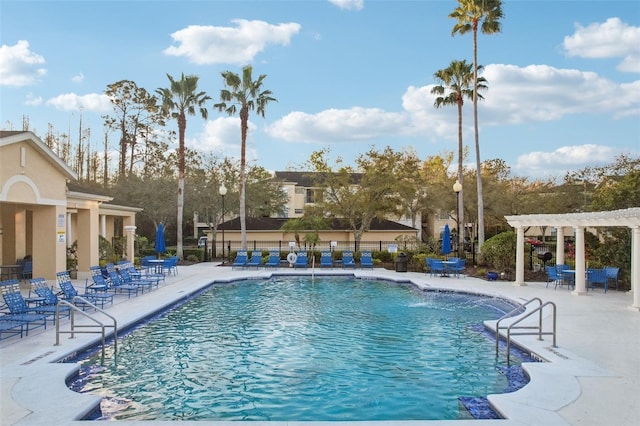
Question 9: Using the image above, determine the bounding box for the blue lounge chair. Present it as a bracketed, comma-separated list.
[57, 273, 114, 309]
[264, 251, 281, 268]
[1, 291, 47, 335]
[247, 250, 264, 269]
[342, 251, 356, 269]
[320, 251, 333, 268]
[119, 269, 155, 292]
[0, 315, 24, 340]
[360, 251, 374, 269]
[106, 270, 142, 297]
[294, 252, 308, 268]
[587, 268, 609, 293]
[29, 277, 71, 322]
[232, 251, 248, 270]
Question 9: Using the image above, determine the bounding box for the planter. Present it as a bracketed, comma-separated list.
[68, 270, 77, 279]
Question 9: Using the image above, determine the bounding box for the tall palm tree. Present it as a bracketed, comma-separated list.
[431, 60, 487, 250]
[214, 65, 276, 250]
[156, 73, 211, 259]
[449, 0, 503, 250]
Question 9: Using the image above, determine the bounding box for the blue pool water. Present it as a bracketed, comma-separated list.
[68, 276, 526, 421]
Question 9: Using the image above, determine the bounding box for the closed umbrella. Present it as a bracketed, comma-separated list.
[441, 224, 452, 257]
[155, 223, 166, 258]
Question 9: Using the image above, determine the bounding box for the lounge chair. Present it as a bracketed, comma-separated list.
[320, 251, 333, 268]
[360, 251, 374, 269]
[342, 251, 356, 269]
[246, 250, 264, 269]
[232, 251, 248, 270]
[29, 277, 71, 322]
[119, 268, 155, 292]
[0, 315, 24, 340]
[57, 273, 114, 309]
[294, 252, 308, 268]
[264, 251, 281, 268]
[1, 289, 47, 335]
[107, 270, 143, 297]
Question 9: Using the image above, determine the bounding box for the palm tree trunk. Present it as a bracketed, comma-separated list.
[457, 100, 464, 253]
[473, 25, 485, 251]
[239, 108, 248, 250]
[176, 113, 186, 259]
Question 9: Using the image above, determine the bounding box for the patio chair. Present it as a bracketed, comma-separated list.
[604, 266, 619, 290]
[430, 260, 445, 277]
[246, 250, 264, 269]
[452, 258, 466, 278]
[294, 252, 308, 268]
[29, 277, 71, 322]
[20, 260, 33, 280]
[232, 251, 248, 270]
[107, 270, 143, 297]
[57, 273, 114, 309]
[264, 251, 281, 268]
[0, 315, 24, 340]
[119, 269, 155, 292]
[320, 251, 333, 268]
[163, 256, 179, 276]
[360, 251, 374, 269]
[1, 291, 47, 335]
[342, 251, 356, 269]
[545, 265, 562, 289]
[587, 268, 609, 293]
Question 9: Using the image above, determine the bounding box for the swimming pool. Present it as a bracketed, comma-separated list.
[67, 276, 527, 421]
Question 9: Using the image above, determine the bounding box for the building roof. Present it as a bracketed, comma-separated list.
[219, 216, 416, 231]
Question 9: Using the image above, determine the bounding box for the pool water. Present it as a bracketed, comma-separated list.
[68, 276, 524, 421]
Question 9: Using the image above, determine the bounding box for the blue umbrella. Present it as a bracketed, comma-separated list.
[155, 223, 166, 257]
[441, 224, 452, 257]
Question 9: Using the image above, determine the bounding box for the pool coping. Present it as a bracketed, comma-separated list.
[1, 263, 638, 426]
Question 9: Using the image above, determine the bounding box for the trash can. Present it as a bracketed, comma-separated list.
[395, 252, 408, 272]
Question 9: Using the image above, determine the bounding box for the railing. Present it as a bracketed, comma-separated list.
[495, 297, 557, 365]
[55, 297, 118, 358]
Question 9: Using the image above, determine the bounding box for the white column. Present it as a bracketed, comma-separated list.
[100, 214, 107, 238]
[66, 213, 72, 248]
[124, 225, 136, 262]
[631, 226, 640, 310]
[514, 226, 526, 286]
[556, 226, 565, 265]
[572, 226, 588, 296]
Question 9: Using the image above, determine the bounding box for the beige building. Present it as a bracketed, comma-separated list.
[0, 131, 141, 281]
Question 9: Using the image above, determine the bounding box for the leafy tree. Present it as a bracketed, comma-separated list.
[103, 80, 162, 178]
[432, 59, 487, 246]
[156, 73, 211, 259]
[214, 65, 277, 250]
[307, 146, 404, 250]
[449, 0, 504, 250]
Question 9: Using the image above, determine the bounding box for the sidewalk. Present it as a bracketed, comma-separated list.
[1, 263, 639, 425]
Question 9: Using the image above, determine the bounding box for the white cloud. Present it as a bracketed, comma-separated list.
[266, 107, 409, 143]
[515, 144, 617, 177]
[563, 17, 640, 72]
[45, 92, 111, 112]
[0, 40, 47, 87]
[25, 93, 42, 106]
[328, 0, 364, 11]
[71, 72, 84, 83]
[163, 20, 301, 65]
[195, 117, 259, 163]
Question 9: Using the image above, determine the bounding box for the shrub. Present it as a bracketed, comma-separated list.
[481, 231, 517, 274]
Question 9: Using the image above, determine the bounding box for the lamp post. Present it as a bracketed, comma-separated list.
[453, 180, 462, 258]
[219, 184, 227, 264]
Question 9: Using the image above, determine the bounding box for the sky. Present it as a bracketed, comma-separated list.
[1, 0, 639, 180]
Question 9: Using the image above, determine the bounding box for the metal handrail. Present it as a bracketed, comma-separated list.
[55, 297, 118, 358]
[495, 297, 557, 365]
[495, 297, 543, 355]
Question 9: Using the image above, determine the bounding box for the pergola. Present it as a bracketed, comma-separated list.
[505, 207, 640, 310]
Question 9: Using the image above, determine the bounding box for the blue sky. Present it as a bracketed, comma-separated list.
[1, 0, 639, 180]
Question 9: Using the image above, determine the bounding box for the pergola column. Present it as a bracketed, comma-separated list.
[632, 226, 640, 310]
[556, 226, 565, 265]
[514, 226, 526, 286]
[100, 214, 107, 238]
[124, 225, 136, 262]
[572, 226, 588, 296]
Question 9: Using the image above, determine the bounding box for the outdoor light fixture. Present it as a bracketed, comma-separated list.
[453, 180, 462, 257]
[219, 184, 227, 264]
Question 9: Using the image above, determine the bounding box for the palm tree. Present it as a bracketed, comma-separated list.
[156, 73, 211, 259]
[449, 0, 503, 250]
[431, 60, 487, 250]
[214, 65, 276, 250]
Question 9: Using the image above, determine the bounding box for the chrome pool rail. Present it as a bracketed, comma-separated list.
[55, 297, 118, 358]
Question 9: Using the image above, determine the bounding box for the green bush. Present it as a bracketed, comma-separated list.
[481, 231, 517, 273]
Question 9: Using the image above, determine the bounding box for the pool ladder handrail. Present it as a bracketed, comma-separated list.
[495, 297, 557, 363]
[55, 297, 118, 358]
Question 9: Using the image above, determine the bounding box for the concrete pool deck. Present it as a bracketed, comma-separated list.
[1, 263, 639, 426]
